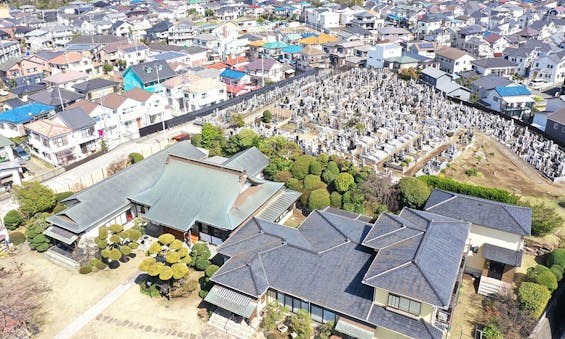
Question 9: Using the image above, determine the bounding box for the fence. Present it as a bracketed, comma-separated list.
[138, 69, 320, 137]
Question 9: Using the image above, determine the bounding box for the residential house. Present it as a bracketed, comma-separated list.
[408, 41, 437, 59]
[471, 58, 518, 77]
[483, 34, 510, 57]
[530, 50, 565, 87]
[67, 100, 114, 140]
[167, 20, 198, 47]
[123, 88, 170, 126]
[425, 189, 531, 296]
[45, 144, 299, 252]
[50, 25, 74, 47]
[146, 20, 172, 42]
[245, 58, 284, 85]
[72, 78, 119, 100]
[420, 67, 471, 101]
[483, 84, 534, 121]
[297, 46, 329, 71]
[348, 11, 383, 31]
[545, 107, 565, 144]
[43, 70, 88, 90]
[29, 87, 85, 111]
[0, 40, 20, 64]
[367, 43, 402, 69]
[122, 60, 176, 92]
[378, 26, 413, 42]
[110, 20, 131, 38]
[502, 40, 553, 77]
[435, 47, 475, 74]
[220, 69, 251, 86]
[0, 102, 55, 137]
[47, 51, 96, 76]
[0, 134, 22, 189]
[470, 75, 513, 100]
[183, 76, 227, 112]
[24, 29, 51, 51]
[462, 36, 493, 58]
[98, 92, 143, 139]
[206, 207, 469, 339]
[101, 42, 149, 69]
[0, 56, 48, 87]
[319, 11, 340, 29]
[25, 107, 99, 166]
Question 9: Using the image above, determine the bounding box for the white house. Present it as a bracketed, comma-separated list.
[99, 93, 144, 140]
[183, 77, 227, 112]
[435, 46, 476, 74]
[367, 43, 402, 69]
[483, 84, 534, 121]
[320, 12, 340, 29]
[530, 50, 565, 86]
[25, 107, 99, 166]
[123, 88, 170, 127]
[0, 135, 22, 190]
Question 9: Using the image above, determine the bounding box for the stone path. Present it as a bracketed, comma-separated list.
[52, 274, 137, 339]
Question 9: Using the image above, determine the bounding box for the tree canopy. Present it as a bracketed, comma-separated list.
[13, 181, 57, 218]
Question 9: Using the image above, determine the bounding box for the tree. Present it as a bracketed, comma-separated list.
[290, 309, 312, 339]
[309, 161, 322, 175]
[333, 172, 355, 193]
[13, 181, 57, 218]
[25, 213, 51, 252]
[304, 175, 325, 191]
[0, 261, 50, 338]
[518, 282, 551, 319]
[291, 155, 315, 180]
[231, 114, 245, 128]
[204, 9, 215, 17]
[128, 152, 144, 164]
[317, 320, 335, 339]
[3, 210, 23, 230]
[117, 59, 127, 70]
[330, 192, 342, 208]
[262, 302, 286, 332]
[94, 224, 140, 271]
[261, 110, 273, 123]
[102, 63, 113, 74]
[398, 177, 431, 209]
[547, 249, 565, 268]
[308, 189, 330, 210]
[399, 67, 418, 81]
[482, 293, 536, 337]
[360, 174, 399, 212]
[526, 202, 564, 236]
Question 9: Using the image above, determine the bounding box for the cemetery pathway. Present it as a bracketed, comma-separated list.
[52, 273, 138, 339]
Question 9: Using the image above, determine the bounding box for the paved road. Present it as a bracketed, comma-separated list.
[52, 274, 137, 339]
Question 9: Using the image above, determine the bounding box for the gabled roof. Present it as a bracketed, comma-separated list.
[29, 88, 85, 107]
[436, 46, 472, 60]
[471, 57, 517, 68]
[123, 88, 153, 102]
[220, 68, 247, 80]
[67, 100, 99, 114]
[495, 85, 531, 97]
[126, 60, 176, 85]
[424, 189, 532, 235]
[72, 78, 118, 93]
[0, 103, 54, 124]
[222, 147, 269, 177]
[362, 209, 469, 307]
[57, 107, 95, 130]
[25, 119, 72, 138]
[471, 75, 513, 90]
[99, 93, 127, 110]
[246, 58, 280, 72]
[44, 70, 88, 84]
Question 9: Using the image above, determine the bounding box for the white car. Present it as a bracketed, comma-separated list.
[0, 89, 8, 96]
[528, 79, 547, 90]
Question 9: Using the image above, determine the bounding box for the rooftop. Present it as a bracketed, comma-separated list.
[0, 103, 55, 124]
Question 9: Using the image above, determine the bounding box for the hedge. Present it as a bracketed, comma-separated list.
[307, 189, 330, 210]
[79, 266, 93, 274]
[205, 264, 219, 277]
[55, 191, 74, 202]
[418, 175, 519, 204]
[547, 249, 565, 268]
[398, 177, 431, 209]
[535, 270, 558, 292]
[9, 231, 26, 246]
[3, 210, 23, 230]
[195, 257, 211, 271]
[550, 266, 563, 282]
[128, 152, 144, 164]
[518, 282, 550, 318]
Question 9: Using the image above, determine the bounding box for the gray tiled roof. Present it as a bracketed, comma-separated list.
[483, 243, 523, 267]
[362, 209, 469, 307]
[57, 107, 95, 130]
[29, 88, 85, 107]
[128, 60, 176, 85]
[471, 57, 517, 68]
[213, 210, 446, 338]
[72, 78, 118, 93]
[424, 189, 532, 235]
[47, 142, 207, 234]
[222, 147, 269, 177]
[471, 75, 513, 90]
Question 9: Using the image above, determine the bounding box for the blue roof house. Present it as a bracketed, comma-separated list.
[219, 69, 250, 86]
[122, 60, 176, 92]
[0, 102, 55, 137]
[483, 84, 534, 121]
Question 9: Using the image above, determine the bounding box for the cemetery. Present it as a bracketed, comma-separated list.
[197, 68, 564, 183]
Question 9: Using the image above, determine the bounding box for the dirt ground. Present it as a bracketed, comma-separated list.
[0, 248, 235, 339]
[445, 132, 565, 245]
[449, 275, 484, 339]
[283, 208, 307, 227]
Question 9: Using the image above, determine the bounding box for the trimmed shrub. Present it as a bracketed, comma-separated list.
[205, 264, 219, 277]
[309, 161, 322, 176]
[109, 224, 123, 233]
[334, 173, 355, 193]
[109, 248, 122, 261]
[191, 243, 211, 260]
[518, 282, 550, 318]
[527, 265, 550, 281]
[547, 249, 565, 268]
[101, 249, 110, 258]
[55, 191, 74, 202]
[418, 175, 519, 204]
[79, 266, 92, 274]
[273, 170, 293, 183]
[536, 270, 558, 292]
[171, 263, 189, 279]
[159, 266, 173, 281]
[128, 152, 144, 164]
[330, 192, 342, 208]
[95, 261, 107, 270]
[120, 245, 132, 256]
[308, 189, 330, 211]
[326, 161, 339, 174]
[286, 178, 303, 192]
[165, 251, 180, 264]
[98, 226, 109, 240]
[304, 175, 325, 191]
[158, 233, 175, 245]
[198, 290, 209, 299]
[9, 231, 26, 246]
[261, 110, 272, 123]
[398, 177, 431, 208]
[148, 242, 161, 255]
[550, 266, 563, 281]
[291, 155, 315, 180]
[90, 258, 100, 266]
[4, 210, 23, 230]
[321, 169, 337, 184]
[195, 257, 211, 271]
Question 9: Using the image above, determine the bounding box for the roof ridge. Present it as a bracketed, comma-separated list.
[414, 242, 445, 306]
[364, 225, 406, 243]
[424, 190, 456, 210]
[317, 210, 352, 242]
[364, 261, 412, 281]
[501, 204, 529, 235]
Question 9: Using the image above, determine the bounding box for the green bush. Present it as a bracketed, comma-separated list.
[13, 181, 57, 217]
[550, 266, 563, 281]
[198, 289, 209, 299]
[3, 210, 23, 230]
[309, 161, 322, 176]
[9, 231, 26, 245]
[205, 264, 220, 277]
[482, 324, 503, 339]
[79, 266, 92, 274]
[90, 258, 100, 266]
[398, 177, 432, 208]
[55, 191, 73, 202]
[334, 173, 355, 193]
[261, 110, 272, 123]
[158, 233, 175, 245]
[518, 282, 550, 318]
[465, 168, 479, 177]
[527, 265, 550, 281]
[191, 243, 211, 260]
[304, 175, 325, 191]
[95, 261, 107, 270]
[291, 155, 315, 180]
[286, 178, 303, 192]
[548, 249, 565, 268]
[308, 189, 330, 210]
[330, 192, 342, 208]
[195, 257, 211, 271]
[321, 169, 337, 184]
[128, 152, 144, 164]
[52, 203, 66, 214]
[536, 270, 558, 292]
[417, 175, 519, 204]
[273, 170, 293, 183]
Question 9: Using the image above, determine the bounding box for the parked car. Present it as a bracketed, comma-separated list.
[0, 89, 8, 96]
[528, 79, 547, 90]
[13, 145, 30, 161]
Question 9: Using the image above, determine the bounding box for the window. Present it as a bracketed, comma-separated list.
[310, 304, 323, 323]
[387, 294, 421, 316]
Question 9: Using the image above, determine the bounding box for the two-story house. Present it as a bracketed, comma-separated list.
[471, 57, 518, 77]
[483, 84, 534, 121]
[0, 134, 22, 189]
[0, 103, 55, 137]
[544, 107, 565, 145]
[245, 58, 284, 85]
[72, 78, 119, 101]
[122, 60, 176, 92]
[25, 107, 99, 166]
[0, 40, 20, 64]
[123, 88, 170, 126]
[0, 55, 49, 88]
[99, 92, 143, 139]
[435, 47, 476, 74]
[183, 77, 227, 112]
[425, 190, 531, 297]
[530, 50, 565, 87]
[206, 206, 470, 339]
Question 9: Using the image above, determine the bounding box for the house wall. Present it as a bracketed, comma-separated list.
[545, 119, 565, 144]
[374, 327, 410, 339]
[367, 44, 402, 69]
[0, 122, 25, 138]
[372, 287, 435, 323]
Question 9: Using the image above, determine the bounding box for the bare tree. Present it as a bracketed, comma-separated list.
[360, 173, 400, 212]
[0, 261, 50, 338]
